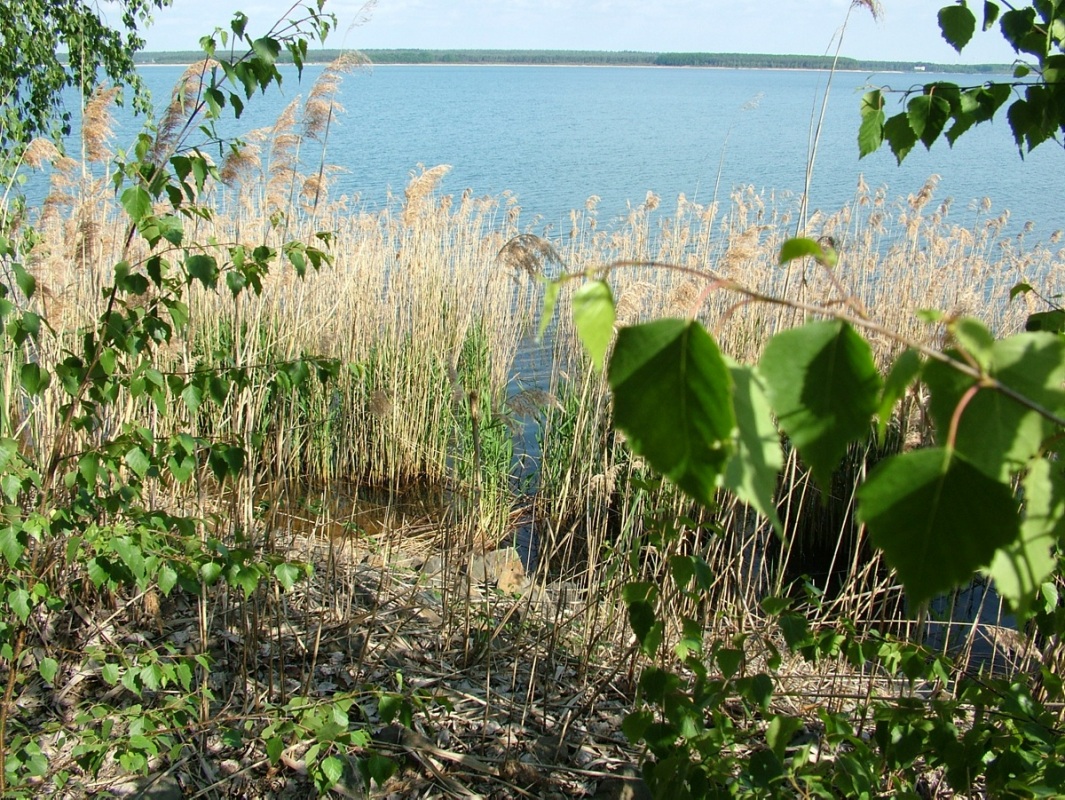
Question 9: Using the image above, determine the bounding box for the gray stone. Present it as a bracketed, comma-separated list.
[467, 547, 526, 591]
[421, 555, 444, 577]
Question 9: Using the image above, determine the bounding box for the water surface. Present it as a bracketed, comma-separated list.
[73, 64, 1065, 239]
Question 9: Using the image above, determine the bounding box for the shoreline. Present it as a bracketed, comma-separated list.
[132, 49, 1010, 75]
[132, 61, 981, 77]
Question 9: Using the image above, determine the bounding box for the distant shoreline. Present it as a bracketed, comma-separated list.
[132, 48, 1011, 75]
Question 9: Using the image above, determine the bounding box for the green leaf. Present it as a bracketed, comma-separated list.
[538, 280, 560, 341]
[778, 237, 830, 266]
[78, 453, 98, 486]
[377, 694, 403, 724]
[884, 112, 918, 163]
[2, 474, 21, 502]
[20, 363, 49, 395]
[669, 555, 694, 591]
[98, 348, 117, 376]
[230, 564, 261, 598]
[199, 561, 223, 585]
[907, 93, 952, 150]
[220, 727, 243, 749]
[1009, 282, 1033, 300]
[716, 648, 743, 679]
[266, 736, 284, 765]
[9, 587, 31, 622]
[988, 458, 1061, 618]
[101, 662, 120, 686]
[121, 186, 152, 223]
[13, 263, 36, 299]
[181, 383, 203, 414]
[939, 4, 977, 52]
[982, 1, 1000, 31]
[760, 320, 880, 490]
[609, 319, 735, 506]
[628, 601, 656, 649]
[225, 270, 246, 297]
[168, 450, 195, 483]
[0, 526, 25, 566]
[157, 564, 178, 595]
[572, 280, 615, 371]
[923, 333, 1065, 480]
[186, 254, 219, 289]
[877, 349, 922, 445]
[362, 754, 396, 786]
[622, 710, 653, 744]
[167, 300, 190, 330]
[746, 673, 774, 711]
[766, 714, 805, 760]
[1025, 310, 1065, 333]
[858, 90, 885, 157]
[0, 438, 17, 471]
[274, 562, 300, 592]
[722, 362, 783, 532]
[320, 755, 343, 788]
[951, 316, 995, 371]
[858, 448, 1020, 604]
[125, 446, 151, 478]
[252, 36, 282, 66]
[39, 657, 58, 684]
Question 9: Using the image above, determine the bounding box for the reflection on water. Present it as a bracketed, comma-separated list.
[259, 480, 457, 541]
[258, 476, 543, 569]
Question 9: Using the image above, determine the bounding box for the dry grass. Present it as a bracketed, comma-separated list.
[7, 74, 1062, 795]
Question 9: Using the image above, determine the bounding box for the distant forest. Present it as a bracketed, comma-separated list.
[135, 49, 1009, 74]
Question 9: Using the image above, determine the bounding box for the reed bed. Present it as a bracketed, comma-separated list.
[11, 79, 1062, 755]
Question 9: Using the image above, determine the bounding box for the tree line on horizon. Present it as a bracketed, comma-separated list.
[131, 48, 1008, 74]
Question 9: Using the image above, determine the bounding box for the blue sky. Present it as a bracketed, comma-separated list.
[136, 0, 1021, 64]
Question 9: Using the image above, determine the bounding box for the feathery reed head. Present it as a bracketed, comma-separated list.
[496, 233, 563, 279]
[402, 164, 451, 225]
[22, 138, 61, 170]
[82, 86, 120, 163]
[153, 59, 220, 162]
[853, 0, 883, 20]
[262, 99, 303, 212]
[303, 52, 369, 142]
[219, 131, 265, 188]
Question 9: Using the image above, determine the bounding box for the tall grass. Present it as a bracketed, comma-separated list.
[13, 77, 1060, 683]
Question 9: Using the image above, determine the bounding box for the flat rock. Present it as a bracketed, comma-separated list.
[468, 547, 526, 590]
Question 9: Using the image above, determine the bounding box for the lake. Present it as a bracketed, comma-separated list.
[85, 63, 1064, 240]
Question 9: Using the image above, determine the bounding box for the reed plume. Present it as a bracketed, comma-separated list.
[853, 0, 883, 20]
[496, 233, 562, 279]
[219, 133, 264, 190]
[265, 98, 302, 215]
[81, 86, 120, 164]
[22, 138, 61, 170]
[402, 164, 451, 226]
[152, 59, 219, 164]
[302, 52, 368, 143]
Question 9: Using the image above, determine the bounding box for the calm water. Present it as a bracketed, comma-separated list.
[80, 64, 1064, 238]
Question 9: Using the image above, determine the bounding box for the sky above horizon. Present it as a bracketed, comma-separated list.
[134, 0, 1021, 65]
